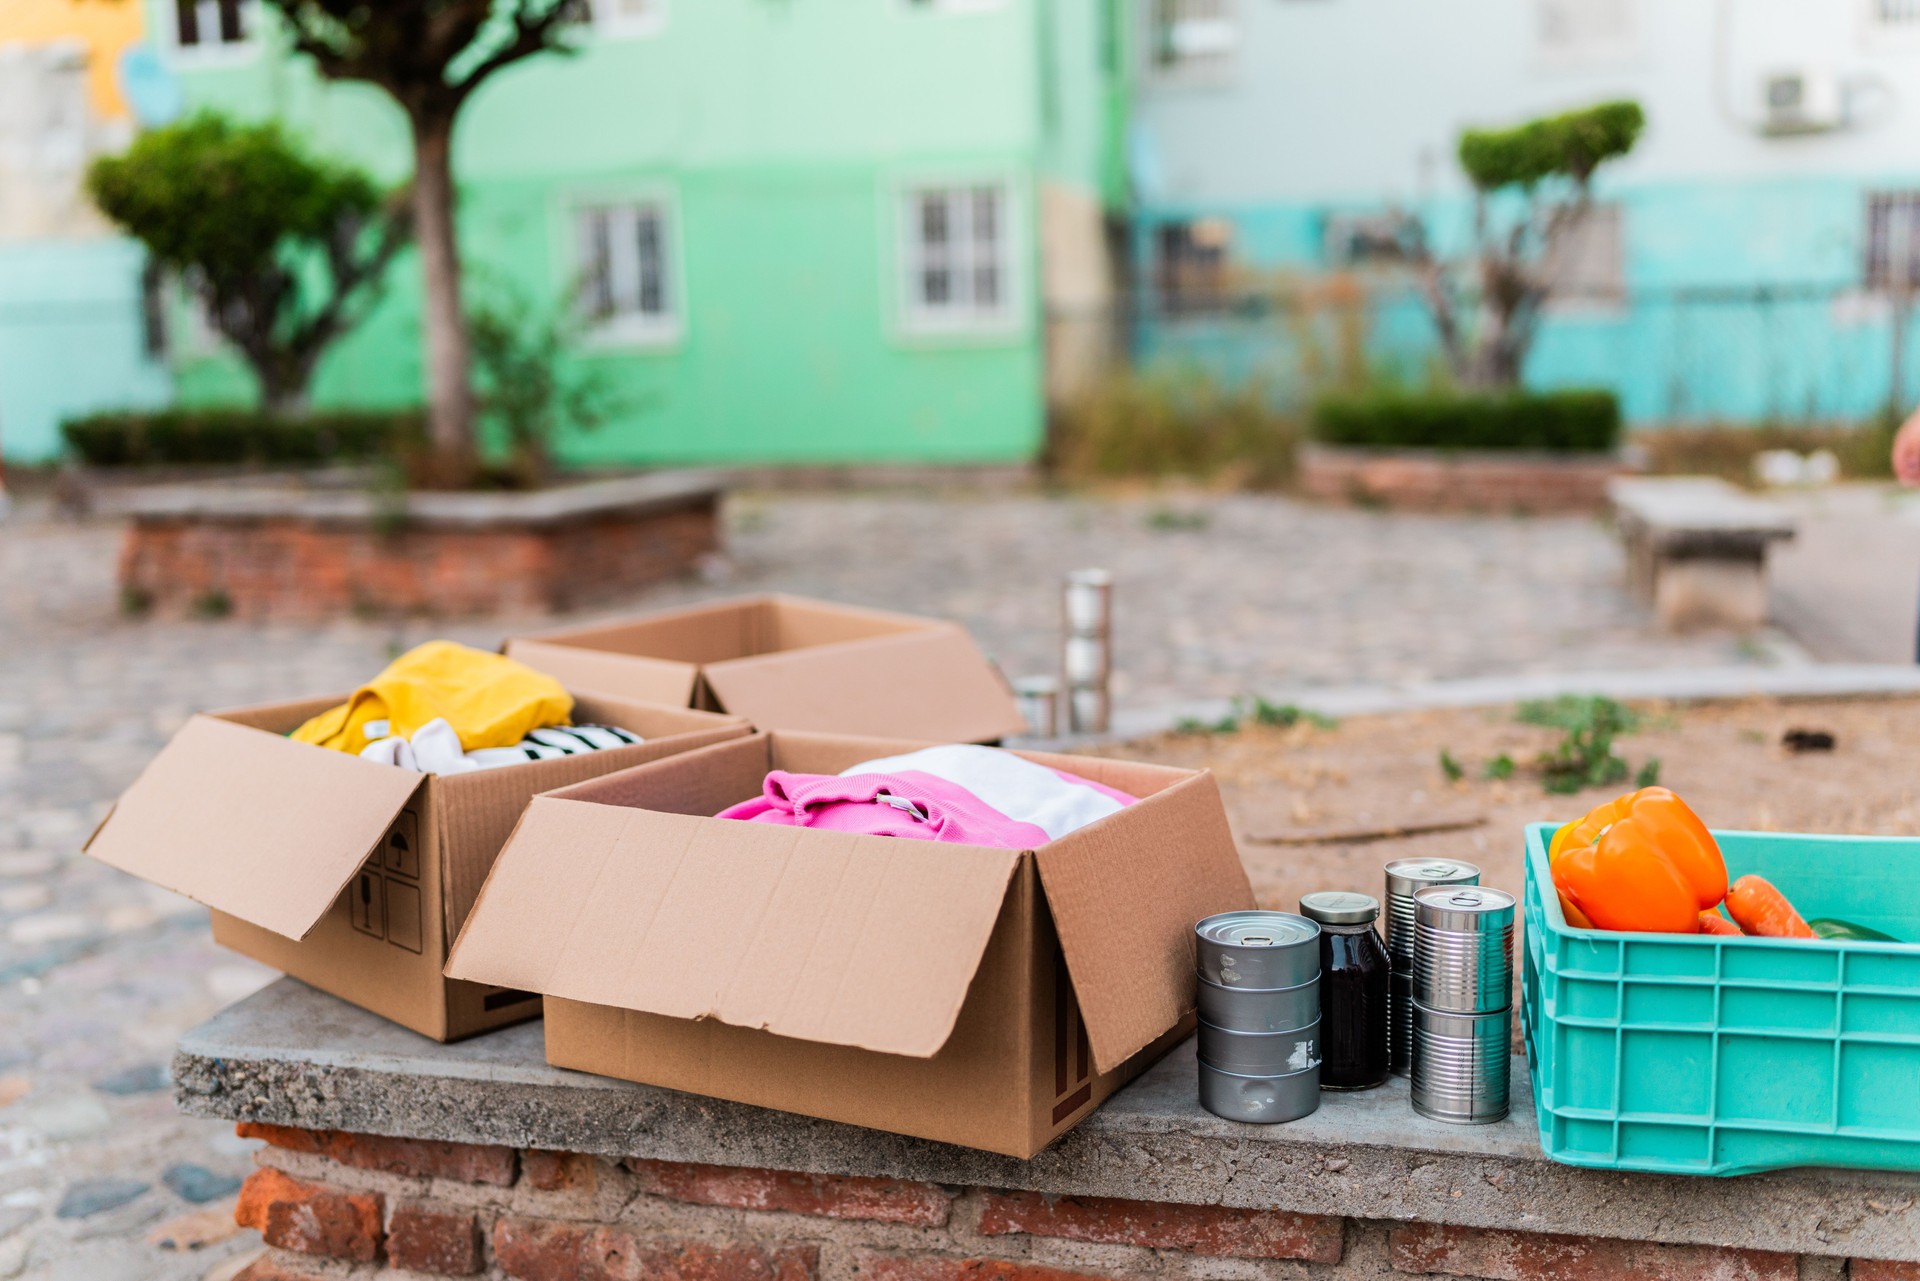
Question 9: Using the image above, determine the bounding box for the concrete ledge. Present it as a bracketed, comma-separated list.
[101, 469, 726, 530]
[177, 979, 1920, 1261]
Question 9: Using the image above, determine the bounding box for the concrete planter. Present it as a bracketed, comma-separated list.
[104, 470, 725, 620]
[1299, 443, 1631, 514]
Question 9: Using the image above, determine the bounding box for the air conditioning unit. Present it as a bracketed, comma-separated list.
[1758, 68, 1846, 136]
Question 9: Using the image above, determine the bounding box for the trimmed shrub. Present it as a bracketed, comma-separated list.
[62, 408, 424, 468]
[1311, 389, 1621, 453]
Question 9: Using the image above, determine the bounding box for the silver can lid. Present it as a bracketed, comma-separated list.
[1298, 891, 1380, 925]
[1384, 858, 1481, 897]
[1195, 910, 1319, 951]
[1412, 884, 1517, 927]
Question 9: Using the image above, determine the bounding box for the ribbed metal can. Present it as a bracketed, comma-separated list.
[1383, 858, 1480, 962]
[1196, 976, 1319, 1033]
[1198, 1016, 1322, 1076]
[1411, 885, 1516, 1014]
[1194, 911, 1321, 989]
[1409, 1002, 1511, 1124]
[1197, 1059, 1321, 1124]
[1012, 676, 1061, 738]
[1062, 568, 1114, 635]
[1388, 967, 1414, 1078]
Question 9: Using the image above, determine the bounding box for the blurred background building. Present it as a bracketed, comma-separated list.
[2, 0, 1919, 466]
[1130, 0, 1920, 429]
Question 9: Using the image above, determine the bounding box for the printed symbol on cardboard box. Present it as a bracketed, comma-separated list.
[384, 880, 423, 954]
[350, 864, 385, 939]
[383, 810, 420, 879]
[1052, 955, 1093, 1124]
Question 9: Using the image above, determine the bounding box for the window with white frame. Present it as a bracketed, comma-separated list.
[576, 0, 666, 37]
[1542, 202, 1626, 307]
[1870, 0, 1920, 26]
[1866, 193, 1920, 292]
[574, 200, 677, 339]
[899, 183, 1015, 332]
[1864, 0, 1920, 49]
[1148, 0, 1238, 79]
[1535, 0, 1636, 63]
[172, 0, 251, 51]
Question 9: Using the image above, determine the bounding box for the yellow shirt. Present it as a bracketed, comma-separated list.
[292, 641, 573, 756]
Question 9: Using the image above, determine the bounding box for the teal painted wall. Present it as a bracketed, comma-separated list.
[162, 0, 1072, 466]
[0, 239, 172, 461]
[1134, 176, 1920, 426]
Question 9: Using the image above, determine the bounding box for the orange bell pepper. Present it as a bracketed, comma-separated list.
[1549, 787, 1727, 933]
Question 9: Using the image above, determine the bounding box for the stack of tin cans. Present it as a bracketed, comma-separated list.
[1193, 911, 1322, 1124]
[1061, 570, 1113, 734]
[1409, 885, 1516, 1124]
[1382, 858, 1480, 1077]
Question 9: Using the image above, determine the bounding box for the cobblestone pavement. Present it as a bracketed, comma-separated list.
[0, 487, 1783, 1279]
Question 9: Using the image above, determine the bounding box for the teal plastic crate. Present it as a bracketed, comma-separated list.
[1522, 822, 1920, 1176]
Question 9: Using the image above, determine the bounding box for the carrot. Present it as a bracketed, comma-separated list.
[1697, 910, 1742, 937]
[1724, 875, 1815, 939]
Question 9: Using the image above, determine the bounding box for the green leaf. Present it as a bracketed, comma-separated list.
[1482, 753, 1515, 780]
[1634, 758, 1662, 788]
[1439, 748, 1465, 782]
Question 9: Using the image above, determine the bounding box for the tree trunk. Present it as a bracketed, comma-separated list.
[411, 114, 476, 486]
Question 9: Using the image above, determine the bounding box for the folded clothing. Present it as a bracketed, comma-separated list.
[359, 717, 642, 775]
[292, 640, 574, 756]
[716, 744, 1135, 848]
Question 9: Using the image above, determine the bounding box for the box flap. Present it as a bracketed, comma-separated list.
[446, 798, 1024, 1058]
[1033, 770, 1254, 1075]
[503, 638, 698, 708]
[85, 714, 424, 940]
[702, 626, 1025, 741]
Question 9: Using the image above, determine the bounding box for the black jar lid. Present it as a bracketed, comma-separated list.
[1298, 891, 1381, 926]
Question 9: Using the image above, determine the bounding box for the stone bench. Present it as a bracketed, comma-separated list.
[176, 979, 1920, 1279]
[1609, 476, 1796, 631]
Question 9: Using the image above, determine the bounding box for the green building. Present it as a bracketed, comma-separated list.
[156, 0, 1129, 469]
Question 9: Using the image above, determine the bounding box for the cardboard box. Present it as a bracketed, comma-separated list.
[85, 693, 749, 1041]
[504, 595, 1028, 744]
[444, 732, 1255, 1156]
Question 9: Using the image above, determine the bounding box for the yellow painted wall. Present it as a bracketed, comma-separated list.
[0, 0, 146, 119]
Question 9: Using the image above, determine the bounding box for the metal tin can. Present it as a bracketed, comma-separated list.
[1383, 858, 1481, 961]
[1195, 911, 1321, 989]
[1198, 1016, 1322, 1076]
[1389, 967, 1414, 1078]
[1197, 1059, 1321, 1124]
[1412, 885, 1516, 1014]
[1012, 676, 1061, 738]
[1067, 684, 1111, 736]
[1064, 634, 1111, 686]
[1196, 975, 1319, 1034]
[1062, 568, 1114, 635]
[1409, 1001, 1511, 1124]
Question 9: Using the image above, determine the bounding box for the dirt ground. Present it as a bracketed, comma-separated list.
[1107, 694, 1920, 914]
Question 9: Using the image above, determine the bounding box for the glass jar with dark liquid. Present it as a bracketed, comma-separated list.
[1298, 891, 1390, 1090]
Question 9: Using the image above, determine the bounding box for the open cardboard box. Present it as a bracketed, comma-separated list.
[504, 595, 1028, 744]
[445, 732, 1254, 1156]
[86, 692, 749, 1041]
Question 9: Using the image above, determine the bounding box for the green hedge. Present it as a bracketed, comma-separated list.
[1311, 390, 1622, 454]
[62, 408, 425, 468]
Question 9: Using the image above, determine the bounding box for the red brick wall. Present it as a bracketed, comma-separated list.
[1298, 446, 1623, 514]
[223, 1125, 1889, 1281]
[118, 501, 719, 620]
